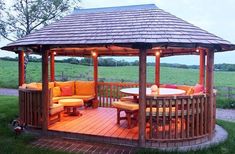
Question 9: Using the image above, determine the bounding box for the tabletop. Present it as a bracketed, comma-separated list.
[120, 88, 186, 96]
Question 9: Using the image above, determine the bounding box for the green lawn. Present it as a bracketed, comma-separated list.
[0, 95, 235, 154]
[1, 59, 235, 88]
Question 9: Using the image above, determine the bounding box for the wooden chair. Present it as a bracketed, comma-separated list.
[49, 104, 64, 125]
[49, 89, 64, 125]
[112, 101, 139, 129]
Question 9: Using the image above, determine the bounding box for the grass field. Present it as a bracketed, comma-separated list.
[1, 59, 235, 89]
[0, 95, 235, 154]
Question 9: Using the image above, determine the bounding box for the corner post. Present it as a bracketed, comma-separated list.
[206, 49, 214, 138]
[93, 53, 98, 100]
[199, 50, 205, 86]
[42, 47, 49, 132]
[50, 51, 55, 82]
[155, 51, 160, 87]
[138, 48, 147, 147]
[18, 51, 25, 86]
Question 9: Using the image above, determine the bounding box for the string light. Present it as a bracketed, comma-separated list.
[92, 51, 97, 57]
[155, 51, 160, 56]
[196, 49, 200, 52]
[53, 52, 57, 55]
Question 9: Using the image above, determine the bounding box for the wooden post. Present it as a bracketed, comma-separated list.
[42, 48, 49, 132]
[206, 49, 214, 138]
[50, 52, 55, 82]
[18, 51, 25, 86]
[138, 48, 147, 147]
[155, 51, 160, 87]
[199, 50, 205, 86]
[93, 53, 98, 100]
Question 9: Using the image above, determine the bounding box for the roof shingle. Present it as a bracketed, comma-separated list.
[1, 4, 235, 52]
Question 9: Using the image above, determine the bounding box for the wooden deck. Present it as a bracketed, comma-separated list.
[49, 107, 139, 141]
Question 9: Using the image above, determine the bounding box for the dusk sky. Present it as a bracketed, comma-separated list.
[0, 0, 234, 65]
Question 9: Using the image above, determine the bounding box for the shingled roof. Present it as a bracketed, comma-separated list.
[1, 4, 235, 53]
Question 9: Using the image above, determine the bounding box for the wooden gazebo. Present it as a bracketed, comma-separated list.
[1, 4, 235, 148]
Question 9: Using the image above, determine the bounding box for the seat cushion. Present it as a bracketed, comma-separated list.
[186, 87, 194, 95]
[146, 107, 176, 116]
[75, 81, 95, 96]
[58, 99, 84, 107]
[50, 104, 64, 115]
[177, 85, 194, 95]
[37, 82, 55, 89]
[112, 101, 139, 111]
[71, 95, 95, 101]
[55, 81, 75, 95]
[26, 82, 54, 90]
[26, 82, 39, 90]
[52, 87, 61, 97]
[164, 84, 177, 89]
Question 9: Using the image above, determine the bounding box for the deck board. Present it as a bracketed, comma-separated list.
[49, 107, 138, 140]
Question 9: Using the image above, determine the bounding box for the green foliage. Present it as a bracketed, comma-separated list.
[0, 95, 70, 154]
[0, 0, 80, 40]
[2, 57, 235, 71]
[217, 99, 235, 109]
[1, 59, 235, 89]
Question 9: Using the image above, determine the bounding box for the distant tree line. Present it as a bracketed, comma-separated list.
[1, 56, 235, 71]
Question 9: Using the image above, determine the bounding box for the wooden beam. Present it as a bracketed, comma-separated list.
[138, 48, 147, 147]
[18, 51, 25, 86]
[93, 52, 98, 100]
[50, 52, 55, 82]
[155, 51, 160, 86]
[199, 50, 205, 86]
[206, 49, 214, 138]
[42, 48, 49, 132]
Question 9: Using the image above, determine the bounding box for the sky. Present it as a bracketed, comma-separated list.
[0, 0, 235, 65]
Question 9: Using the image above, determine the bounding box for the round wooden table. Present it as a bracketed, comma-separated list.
[58, 99, 84, 116]
[120, 88, 186, 97]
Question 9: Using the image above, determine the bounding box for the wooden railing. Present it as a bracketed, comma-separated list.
[146, 94, 211, 141]
[97, 82, 152, 107]
[19, 88, 43, 128]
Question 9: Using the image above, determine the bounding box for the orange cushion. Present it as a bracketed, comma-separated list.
[55, 81, 75, 95]
[186, 87, 194, 95]
[26, 83, 40, 90]
[194, 84, 204, 93]
[37, 82, 55, 89]
[61, 86, 73, 96]
[53, 87, 61, 97]
[75, 81, 95, 96]
[164, 84, 177, 89]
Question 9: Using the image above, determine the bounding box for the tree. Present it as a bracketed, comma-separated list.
[1, 0, 80, 40]
[0, 0, 4, 36]
[0, 0, 80, 81]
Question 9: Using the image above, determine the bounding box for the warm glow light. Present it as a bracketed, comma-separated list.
[53, 52, 57, 55]
[92, 52, 97, 57]
[196, 49, 200, 52]
[155, 51, 160, 56]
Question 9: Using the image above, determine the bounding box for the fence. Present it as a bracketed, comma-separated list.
[55, 72, 235, 100]
[216, 86, 235, 99]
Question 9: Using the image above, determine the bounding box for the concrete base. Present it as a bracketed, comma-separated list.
[157, 125, 228, 152]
